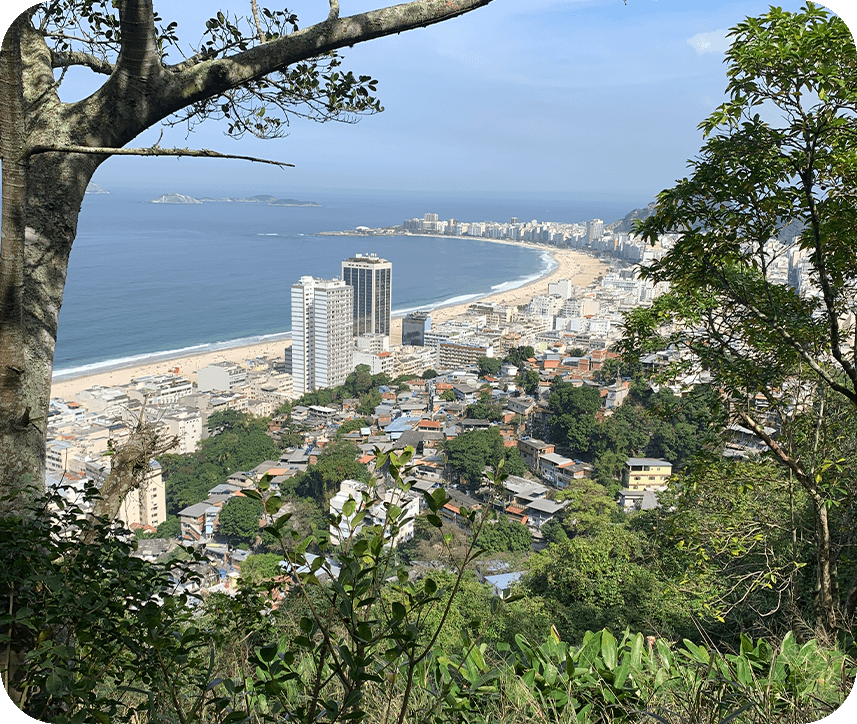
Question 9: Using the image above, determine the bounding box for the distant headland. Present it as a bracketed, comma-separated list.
[149, 192, 320, 207]
[85, 182, 110, 194]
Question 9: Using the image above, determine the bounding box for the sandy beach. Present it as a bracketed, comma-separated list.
[50, 243, 610, 402]
[389, 244, 609, 344]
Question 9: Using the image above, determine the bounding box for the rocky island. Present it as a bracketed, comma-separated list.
[150, 193, 202, 204]
[149, 192, 320, 206]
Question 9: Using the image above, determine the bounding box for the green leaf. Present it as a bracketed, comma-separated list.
[257, 644, 278, 663]
[45, 671, 63, 696]
[613, 658, 631, 689]
[265, 495, 282, 515]
[601, 629, 618, 671]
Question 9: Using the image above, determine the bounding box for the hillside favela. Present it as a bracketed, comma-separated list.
[3, 2, 857, 724]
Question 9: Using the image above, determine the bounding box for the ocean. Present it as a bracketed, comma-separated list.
[55, 187, 644, 378]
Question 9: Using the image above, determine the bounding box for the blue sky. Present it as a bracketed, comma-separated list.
[2, 1, 857, 203]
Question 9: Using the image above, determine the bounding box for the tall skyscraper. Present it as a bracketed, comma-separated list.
[291, 276, 354, 394]
[341, 253, 392, 337]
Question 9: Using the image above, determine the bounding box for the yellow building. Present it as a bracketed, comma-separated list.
[118, 460, 166, 531]
[622, 457, 672, 491]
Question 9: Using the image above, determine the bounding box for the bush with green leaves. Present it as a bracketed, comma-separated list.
[3, 469, 855, 723]
[0, 480, 208, 722]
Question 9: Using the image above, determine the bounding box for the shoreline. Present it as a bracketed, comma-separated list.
[50, 243, 610, 402]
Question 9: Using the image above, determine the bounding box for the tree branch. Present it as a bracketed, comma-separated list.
[164, 0, 492, 118]
[250, 0, 267, 43]
[733, 407, 819, 501]
[50, 49, 115, 75]
[328, 0, 341, 22]
[25, 143, 294, 167]
[114, 0, 162, 81]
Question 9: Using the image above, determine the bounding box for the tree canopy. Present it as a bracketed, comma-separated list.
[618, 2, 857, 630]
[443, 427, 522, 488]
[217, 495, 264, 543]
[504, 346, 535, 369]
[477, 515, 532, 554]
[476, 356, 501, 378]
[548, 382, 602, 455]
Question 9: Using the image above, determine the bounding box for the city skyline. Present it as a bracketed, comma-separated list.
[4, 1, 855, 202]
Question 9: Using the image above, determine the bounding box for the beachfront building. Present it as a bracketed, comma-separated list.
[197, 362, 247, 393]
[341, 253, 392, 337]
[291, 276, 354, 395]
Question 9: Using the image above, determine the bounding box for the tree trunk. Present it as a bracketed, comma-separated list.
[814, 498, 839, 631]
[0, 0, 496, 508]
[0, 13, 42, 514]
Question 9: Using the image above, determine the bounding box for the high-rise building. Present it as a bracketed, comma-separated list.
[118, 460, 166, 530]
[587, 219, 604, 244]
[341, 253, 392, 337]
[291, 276, 354, 394]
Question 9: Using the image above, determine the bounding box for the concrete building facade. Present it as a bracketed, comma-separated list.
[118, 460, 167, 530]
[402, 311, 432, 346]
[291, 276, 354, 394]
[197, 363, 247, 393]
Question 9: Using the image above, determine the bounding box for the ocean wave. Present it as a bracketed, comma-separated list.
[392, 293, 482, 317]
[488, 251, 556, 293]
[392, 250, 557, 317]
[53, 332, 292, 381]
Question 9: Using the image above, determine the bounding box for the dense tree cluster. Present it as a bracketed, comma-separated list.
[217, 495, 265, 544]
[477, 514, 533, 554]
[465, 388, 504, 422]
[161, 412, 280, 516]
[443, 428, 526, 487]
[619, 2, 857, 629]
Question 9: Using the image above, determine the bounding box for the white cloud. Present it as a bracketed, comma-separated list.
[687, 29, 730, 55]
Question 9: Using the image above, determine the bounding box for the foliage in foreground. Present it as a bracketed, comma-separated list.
[2, 461, 854, 724]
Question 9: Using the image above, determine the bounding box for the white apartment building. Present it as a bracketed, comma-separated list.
[528, 295, 565, 318]
[548, 279, 574, 299]
[75, 386, 133, 417]
[588, 219, 604, 244]
[292, 276, 354, 395]
[353, 349, 396, 376]
[197, 362, 248, 393]
[130, 374, 194, 406]
[160, 409, 203, 455]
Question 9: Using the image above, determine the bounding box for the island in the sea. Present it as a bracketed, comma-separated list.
[85, 182, 110, 194]
[149, 192, 320, 207]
